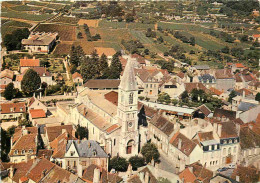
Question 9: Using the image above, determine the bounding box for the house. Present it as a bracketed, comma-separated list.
[135, 68, 161, 99]
[231, 165, 260, 183]
[209, 87, 227, 100]
[234, 73, 244, 90]
[0, 69, 14, 86]
[30, 67, 55, 86]
[198, 74, 216, 89]
[84, 79, 120, 90]
[215, 69, 235, 92]
[176, 71, 189, 83]
[248, 80, 260, 94]
[82, 164, 123, 183]
[19, 57, 40, 73]
[194, 65, 210, 73]
[179, 162, 213, 183]
[210, 174, 240, 183]
[72, 72, 83, 86]
[159, 75, 185, 98]
[193, 131, 221, 169]
[28, 96, 47, 113]
[169, 132, 203, 172]
[252, 34, 260, 43]
[9, 126, 39, 163]
[64, 140, 109, 175]
[239, 124, 260, 166]
[0, 102, 26, 121]
[22, 32, 58, 54]
[184, 83, 210, 93]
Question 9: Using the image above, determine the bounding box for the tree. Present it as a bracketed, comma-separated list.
[255, 92, 260, 102]
[190, 37, 195, 46]
[157, 92, 171, 104]
[99, 53, 108, 74]
[129, 156, 145, 170]
[77, 32, 83, 39]
[3, 28, 30, 51]
[141, 142, 160, 163]
[109, 157, 128, 172]
[125, 13, 134, 22]
[70, 45, 85, 66]
[18, 119, 32, 127]
[21, 69, 41, 95]
[144, 49, 150, 55]
[221, 46, 230, 54]
[80, 57, 99, 82]
[109, 53, 122, 79]
[228, 90, 237, 103]
[181, 91, 189, 101]
[4, 83, 16, 100]
[75, 125, 88, 140]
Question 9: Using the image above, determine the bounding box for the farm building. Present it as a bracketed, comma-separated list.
[22, 32, 58, 54]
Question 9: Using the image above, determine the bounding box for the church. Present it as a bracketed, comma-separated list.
[68, 57, 140, 158]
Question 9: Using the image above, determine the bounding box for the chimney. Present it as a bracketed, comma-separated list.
[178, 138, 182, 150]
[242, 90, 245, 98]
[22, 128, 28, 136]
[83, 107, 87, 116]
[93, 168, 100, 183]
[236, 175, 240, 182]
[9, 165, 14, 179]
[189, 167, 193, 173]
[217, 124, 222, 137]
[144, 171, 149, 183]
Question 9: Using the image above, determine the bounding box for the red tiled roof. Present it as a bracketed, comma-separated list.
[0, 102, 26, 114]
[150, 113, 175, 136]
[29, 109, 46, 119]
[20, 58, 40, 67]
[197, 104, 211, 116]
[198, 131, 214, 142]
[24, 67, 51, 77]
[0, 69, 14, 79]
[209, 87, 223, 96]
[236, 88, 253, 96]
[16, 75, 24, 82]
[184, 83, 209, 93]
[106, 124, 120, 134]
[169, 132, 197, 156]
[235, 63, 245, 68]
[72, 72, 83, 79]
[215, 69, 233, 79]
[253, 34, 260, 38]
[50, 132, 69, 159]
[104, 91, 118, 106]
[234, 73, 243, 82]
[45, 125, 74, 142]
[179, 168, 197, 183]
[177, 71, 185, 79]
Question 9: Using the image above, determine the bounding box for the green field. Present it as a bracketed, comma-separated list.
[26, 1, 48, 6]
[158, 22, 211, 33]
[127, 22, 155, 30]
[46, 3, 65, 10]
[1, 10, 54, 21]
[10, 5, 42, 11]
[98, 20, 126, 29]
[1, 20, 32, 37]
[129, 30, 154, 44]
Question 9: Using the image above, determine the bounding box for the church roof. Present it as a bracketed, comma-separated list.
[119, 57, 138, 91]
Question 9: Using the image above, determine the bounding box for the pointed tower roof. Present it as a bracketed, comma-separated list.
[119, 58, 138, 91]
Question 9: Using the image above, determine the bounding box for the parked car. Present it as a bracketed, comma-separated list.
[228, 164, 236, 169]
[217, 167, 228, 172]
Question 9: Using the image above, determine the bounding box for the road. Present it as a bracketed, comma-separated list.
[158, 151, 177, 174]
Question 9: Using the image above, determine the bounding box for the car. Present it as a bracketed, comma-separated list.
[228, 164, 236, 169]
[217, 167, 228, 172]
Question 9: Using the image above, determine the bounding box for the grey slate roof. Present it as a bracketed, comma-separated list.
[119, 58, 138, 91]
[238, 102, 257, 112]
[66, 140, 109, 158]
[194, 65, 210, 70]
[198, 74, 215, 83]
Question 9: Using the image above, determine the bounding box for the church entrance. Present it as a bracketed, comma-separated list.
[126, 140, 134, 154]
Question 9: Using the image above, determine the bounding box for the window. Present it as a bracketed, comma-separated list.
[22, 150, 25, 154]
[114, 139, 116, 146]
[234, 147, 237, 153]
[129, 93, 134, 104]
[229, 139, 232, 144]
[70, 151, 75, 156]
[10, 108, 13, 112]
[15, 150, 18, 154]
[228, 147, 231, 154]
[150, 84, 152, 88]
[20, 107, 23, 112]
[223, 148, 226, 155]
[93, 127, 95, 134]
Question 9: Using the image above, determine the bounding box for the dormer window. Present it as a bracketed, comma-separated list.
[10, 108, 13, 112]
[70, 151, 75, 156]
[93, 150, 97, 156]
[229, 139, 232, 144]
[223, 140, 227, 144]
[29, 149, 33, 153]
[20, 107, 23, 112]
[22, 150, 25, 154]
[15, 150, 18, 154]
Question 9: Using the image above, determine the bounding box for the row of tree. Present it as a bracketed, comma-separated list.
[3, 28, 30, 51]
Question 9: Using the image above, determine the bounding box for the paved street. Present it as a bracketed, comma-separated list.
[159, 151, 177, 174]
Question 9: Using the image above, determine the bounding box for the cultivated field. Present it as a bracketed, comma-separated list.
[35, 24, 76, 41]
[53, 43, 73, 56]
[10, 5, 42, 11]
[52, 16, 80, 25]
[78, 19, 100, 27]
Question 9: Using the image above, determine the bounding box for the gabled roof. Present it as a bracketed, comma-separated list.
[50, 132, 72, 159]
[209, 87, 223, 96]
[0, 69, 14, 79]
[177, 71, 185, 79]
[20, 58, 40, 67]
[238, 102, 257, 112]
[239, 126, 260, 149]
[220, 121, 239, 139]
[45, 125, 74, 142]
[29, 109, 46, 119]
[197, 104, 211, 117]
[24, 67, 51, 77]
[135, 68, 160, 83]
[231, 165, 259, 183]
[213, 108, 236, 121]
[179, 167, 197, 183]
[169, 132, 197, 156]
[215, 69, 233, 79]
[0, 102, 26, 114]
[184, 83, 209, 93]
[94, 47, 116, 56]
[189, 162, 213, 183]
[84, 79, 120, 89]
[198, 131, 214, 142]
[66, 140, 109, 158]
[150, 112, 175, 136]
[72, 72, 83, 79]
[235, 63, 245, 68]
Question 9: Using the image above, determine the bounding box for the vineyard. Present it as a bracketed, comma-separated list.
[53, 43, 72, 56]
[35, 24, 76, 41]
[51, 16, 79, 25]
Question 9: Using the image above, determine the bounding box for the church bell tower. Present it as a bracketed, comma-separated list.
[117, 57, 139, 158]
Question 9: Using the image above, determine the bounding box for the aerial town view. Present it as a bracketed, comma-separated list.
[0, 0, 260, 182]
